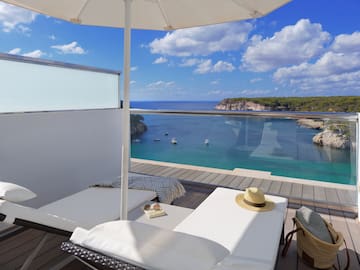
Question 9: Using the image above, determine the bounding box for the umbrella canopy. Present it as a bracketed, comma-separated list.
[1, 0, 291, 220]
[2, 0, 290, 30]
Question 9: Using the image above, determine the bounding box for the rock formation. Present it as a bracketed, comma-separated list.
[297, 119, 324, 130]
[131, 114, 147, 138]
[215, 100, 270, 111]
[312, 128, 350, 149]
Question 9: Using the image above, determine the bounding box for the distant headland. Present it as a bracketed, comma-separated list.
[215, 96, 359, 149]
[215, 96, 360, 112]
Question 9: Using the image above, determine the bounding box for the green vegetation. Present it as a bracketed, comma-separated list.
[221, 96, 360, 112]
[130, 114, 147, 138]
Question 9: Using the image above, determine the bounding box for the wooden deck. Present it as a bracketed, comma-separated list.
[0, 161, 359, 269]
[131, 158, 358, 214]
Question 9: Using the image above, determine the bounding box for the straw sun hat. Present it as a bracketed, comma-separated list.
[235, 187, 274, 212]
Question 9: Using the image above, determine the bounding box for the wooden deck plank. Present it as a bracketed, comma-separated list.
[337, 189, 356, 206]
[191, 171, 212, 182]
[345, 218, 360, 265]
[268, 181, 282, 195]
[328, 211, 360, 270]
[259, 179, 272, 193]
[178, 169, 203, 181]
[169, 168, 190, 179]
[209, 173, 229, 185]
[145, 165, 168, 176]
[198, 173, 221, 185]
[249, 178, 263, 188]
[160, 168, 182, 178]
[1, 233, 53, 270]
[29, 235, 68, 270]
[325, 188, 340, 205]
[290, 183, 302, 199]
[217, 175, 237, 187]
[151, 166, 177, 177]
[279, 182, 292, 197]
[276, 208, 298, 270]
[130, 164, 147, 173]
[301, 185, 314, 201]
[313, 186, 326, 202]
[230, 176, 253, 190]
[130, 162, 143, 171]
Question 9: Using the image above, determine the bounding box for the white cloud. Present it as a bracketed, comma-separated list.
[273, 32, 360, 93]
[332, 31, 360, 53]
[8, 48, 21, 54]
[179, 58, 202, 67]
[0, 3, 37, 33]
[130, 80, 136, 85]
[153, 56, 168, 64]
[22, 49, 45, 58]
[150, 22, 253, 57]
[51, 41, 86, 54]
[210, 80, 220, 85]
[131, 66, 138, 71]
[242, 19, 331, 72]
[250, 78, 263, 83]
[49, 34, 56, 40]
[194, 60, 235, 74]
[194, 60, 213, 74]
[17, 25, 31, 34]
[8, 47, 45, 58]
[213, 61, 235, 73]
[147, 80, 175, 89]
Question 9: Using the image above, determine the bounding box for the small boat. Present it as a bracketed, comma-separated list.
[153, 138, 161, 142]
[164, 132, 169, 136]
[204, 139, 210, 145]
[132, 139, 141, 143]
[171, 138, 177, 144]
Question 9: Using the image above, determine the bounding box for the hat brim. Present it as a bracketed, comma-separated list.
[235, 194, 275, 212]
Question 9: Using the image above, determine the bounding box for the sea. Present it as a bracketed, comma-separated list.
[130, 101, 356, 185]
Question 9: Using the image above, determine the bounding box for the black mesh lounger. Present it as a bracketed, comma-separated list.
[61, 241, 145, 270]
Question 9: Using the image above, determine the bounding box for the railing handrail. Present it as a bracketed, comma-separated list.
[0, 52, 120, 75]
[130, 108, 358, 121]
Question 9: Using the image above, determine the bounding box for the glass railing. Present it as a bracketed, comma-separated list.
[0, 53, 120, 113]
[130, 110, 358, 186]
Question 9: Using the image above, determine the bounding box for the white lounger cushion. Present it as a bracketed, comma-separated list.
[0, 188, 156, 232]
[174, 187, 287, 270]
[0, 199, 77, 232]
[71, 220, 229, 270]
[39, 188, 156, 230]
[0, 181, 36, 202]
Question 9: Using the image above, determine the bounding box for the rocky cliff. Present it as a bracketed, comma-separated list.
[297, 119, 350, 149]
[312, 123, 350, 149]
[131, 114, 147, 138]
[215, 99, 270, 111]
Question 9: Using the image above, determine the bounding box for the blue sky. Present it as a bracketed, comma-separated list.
[0, 0, 359, 101]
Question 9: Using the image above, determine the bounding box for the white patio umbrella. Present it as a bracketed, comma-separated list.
[1, 0, 291, 220]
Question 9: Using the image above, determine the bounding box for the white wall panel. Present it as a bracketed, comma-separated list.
[0, 109, 123, 207]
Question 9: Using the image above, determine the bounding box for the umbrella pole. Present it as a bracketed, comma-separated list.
[120, 0, 132, 220]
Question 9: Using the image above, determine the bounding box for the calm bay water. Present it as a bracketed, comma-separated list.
[131, 101, 355, 185]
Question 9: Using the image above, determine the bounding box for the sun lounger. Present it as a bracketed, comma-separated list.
[0, 187, 157, 235]
[62, 187, 288, 270]
[0, 185, 157, 270]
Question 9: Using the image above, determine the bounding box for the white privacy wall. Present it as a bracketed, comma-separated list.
[0, 109, 122, 208]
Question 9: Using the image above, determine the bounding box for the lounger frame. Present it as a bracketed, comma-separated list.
[61, 241, 144, 270]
